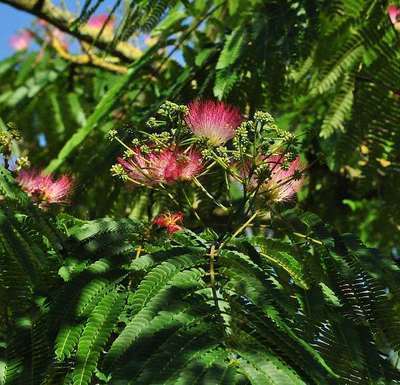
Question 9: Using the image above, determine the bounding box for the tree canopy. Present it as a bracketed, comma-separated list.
[1, 1, 400, 384]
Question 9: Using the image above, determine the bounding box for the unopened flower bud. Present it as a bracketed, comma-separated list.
[255, 163, 271, 181]
[0, 132, 12, 148]
[254, 111, 276, 127]
[131, 138, 140, 146]
[107, 129, 118, 141]
[285, 151, 298, 162]
[15, 156, 30, 171]
[146, 117, 157, 128]
[201, 148, 213, 159]
[140, 144, 150, 154]
[282, 132, 296, 145]
[110, 164, 128, 180]
[123, 148, 135, 158]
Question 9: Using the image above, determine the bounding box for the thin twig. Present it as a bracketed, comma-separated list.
[218, 211, 259, 251]
[193, 177, 228, 210]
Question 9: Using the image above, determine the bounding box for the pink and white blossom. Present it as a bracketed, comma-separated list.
[388, 5, 400, 24]
[388, 5, 400, 30]
[265, 155, 303, 201]
[87, 14, 115, 34]
[37, 19, 48, 27]
[36, 20, 69, 51]
[172, 150, 204, 181]
[51, 29, 69, 50]
[118, 146, 203, 186]
[16, 169, 73, 206]
[241, 155, 304, 202]
[10, 30, 32, 51]
[185, 100, 242, 145]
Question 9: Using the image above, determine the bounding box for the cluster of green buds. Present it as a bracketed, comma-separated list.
[147, 132, 172, 146]
[254, 111, 277, 129]
[145, 117, 165, 129]
[15, 156, 30, 171]
[106, 129, 118, 141]
[254, 162, 272, 182]
[157, 101, 188, 119]
[123, 148, 135, 158]
[232, 111, 292, 160]
[110, 163, 128, 181]
[0, 123, 21, 156]
[215, 146, 230, 164]
[232, 122, 250, 154]
[285, 150, 300, 163]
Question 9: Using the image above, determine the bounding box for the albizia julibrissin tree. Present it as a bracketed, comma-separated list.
[1, 100, 400, 385]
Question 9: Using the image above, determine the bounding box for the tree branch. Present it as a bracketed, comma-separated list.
[1, 0, 142, 62]
[51, 36, 128, 74]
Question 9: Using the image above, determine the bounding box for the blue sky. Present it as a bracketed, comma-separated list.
[0, 3, 34, 58]
[0, 2, 186, 65]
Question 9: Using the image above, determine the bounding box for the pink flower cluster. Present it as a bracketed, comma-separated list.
[116, 99, 304, 201]
[87, 14, 115, 34]
[242, 155, 304, 202]
[118, 146, 203, 186]
[185, 100, 242, 145]
[153, 212, 184, 234]
[16, 169, 73, 207]
[10, 30, 33, 51]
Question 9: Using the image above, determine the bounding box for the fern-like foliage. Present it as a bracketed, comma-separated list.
[280, 0, 400, 251]
[2, 1, 400, 384]
[1, 173, 400, 385]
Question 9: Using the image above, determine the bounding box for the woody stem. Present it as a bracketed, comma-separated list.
[209, 245, 220, 312]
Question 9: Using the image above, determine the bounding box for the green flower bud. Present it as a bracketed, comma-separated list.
[131, 138, 140, 146]
[254, 111, 276, 127]
[123, 148, 135, 158]
[107, 129, 118, 141]
[15, 156, 30, 171]
[111, 164, 128, 180]
[140, 144, 150, 154]
[146, 117, 158, 128]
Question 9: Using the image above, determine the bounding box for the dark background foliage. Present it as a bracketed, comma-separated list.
[1, 0, 398, 252]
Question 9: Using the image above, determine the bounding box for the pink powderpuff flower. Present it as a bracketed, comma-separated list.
[10, 30, 33, 51]
[37, 19, 48, 27]
[265, 155, 304, 201]
[175, 150, 203, 180]
[87, 14, 115, 35]
[51, 29, 69, 50]
[16, 169, 73, 207]
[388, 5, 400, 30]
[388, 5, 400, 24]
[118, 146, 203, 187]
[242, 155, 304, 202]
[36, 19, 69, 51]
[185, 100, 242, 145]
[16, 169, 41, 194]
[153, 212, 184, 234]
[118, 147, 169, 186]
